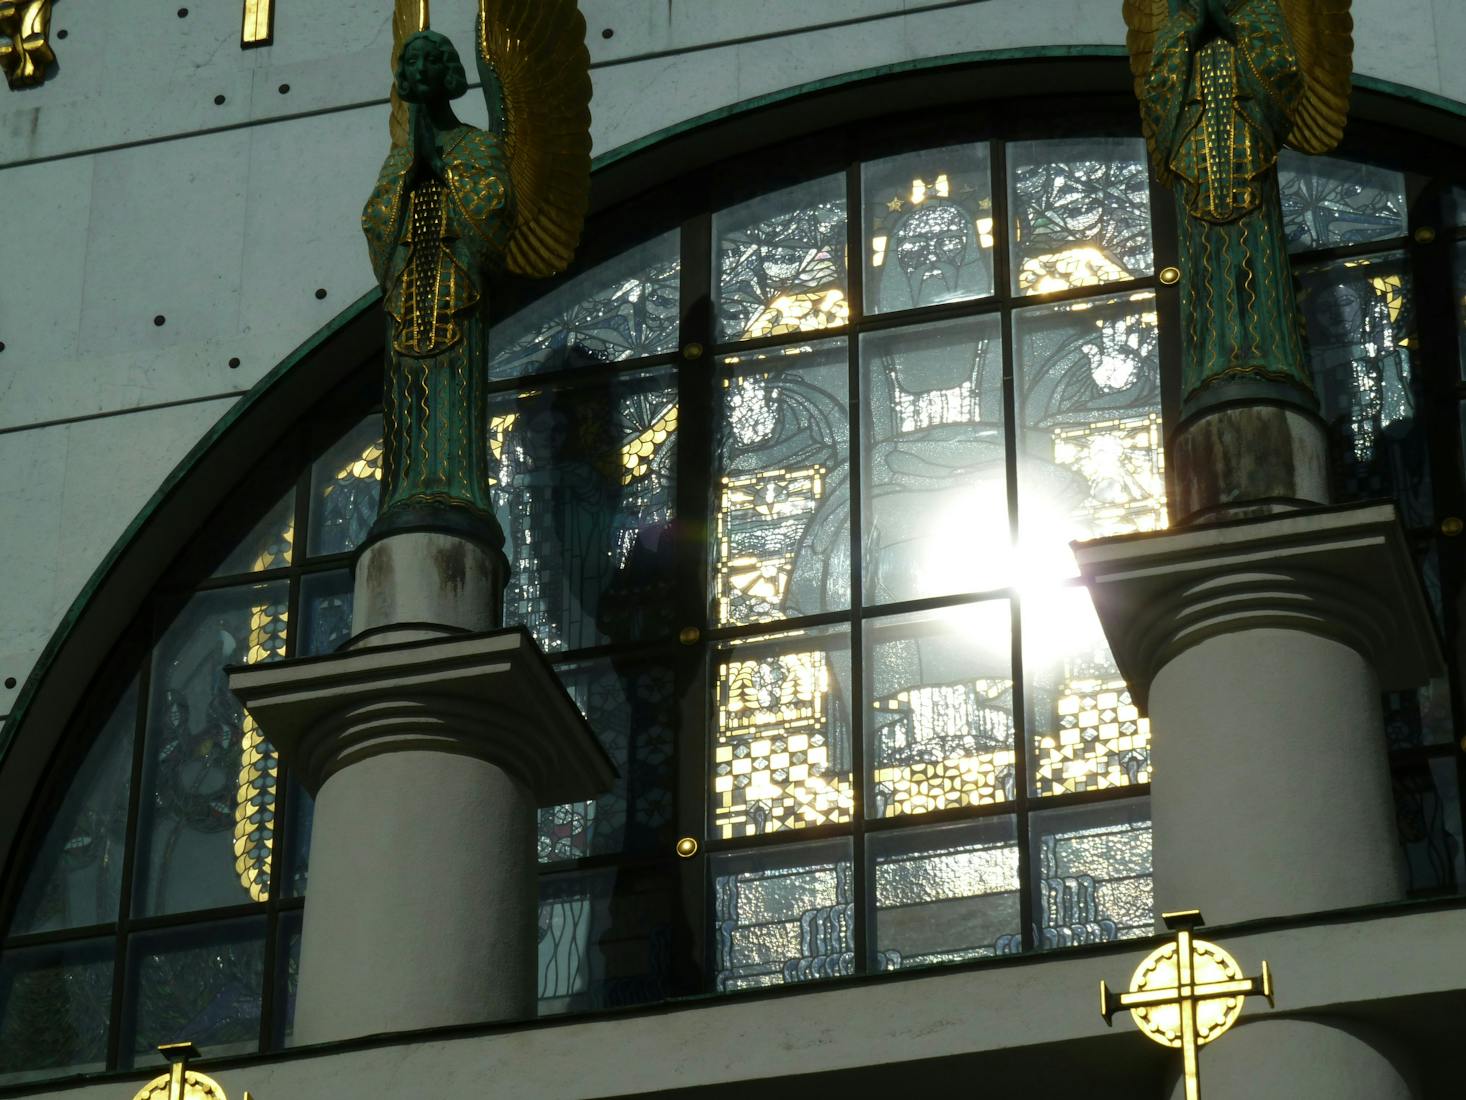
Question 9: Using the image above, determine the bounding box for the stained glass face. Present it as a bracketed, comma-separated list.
[869, 818, 1020, 969]
[124, 919, 265, 1067]
[491, 231, 680, 379]
[1030, 800, 1153, 947]
[863, 144, 994, 314]
[132, 583, 288, 917]
[1298, 252, 1433, 527]
[212, 491, 293, 577]
[868, 602, 1015, 819]
[1024, 586, 1150, 799]
[489, 369, 678, 653]
[10, 682, 136, 935]
[299, 570, 353, 656]
[713, 839, 854, 991]
[716, 175, 848, 342]
[1393, 756, 1465, 893]
[0, 938, 113, 1084]
[712, 628, 853, 839]
[1008, 138, 1152, 296]
[1277, 151, 1407, 252]
[307, 416, 383, 557]
[538, 657, 676, 862]
[861, 315, 1008, 604]
[714, 340, 851, 626]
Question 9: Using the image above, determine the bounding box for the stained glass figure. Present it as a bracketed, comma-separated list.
[212, 491, 293, 577]
[863, 144, 994, 315]
[712, 839, 854, 991]
[714, 340, 850, 626]
[1008, 138, 1152, 296]
[715, 176, 848, 341]
[1393, 756, 1465, 893]
[1298, 252, 1433, 527]
[861, 315, 1008, 604]
[868, 603, 1015, 818]
[299, 570, 354, 657]
[0, 938, 113, 1084]
[537, 657, 676, 862]
[491, 231, 680, 380]
[307, 416, 384, 557]
[1277, 151, 1407, 253]
[124, 919, 265, 1067]
[712, 628, 854, 839]
[488, 369, 678, 652]
[1030, 801, 1153, 947]
[1024, 586, 1150, 799]
[1015, 291, 1165, 584]
[132, 583, 288, 917]
[9, 682, 136, 935]
[869, 818, 1020, 969]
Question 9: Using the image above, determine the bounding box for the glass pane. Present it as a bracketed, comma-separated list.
[1024, 586, 1150, 798]
[1299, 253, 1432, 527]
[1030, 800, 1153, 947]
[489, 369, 678, 653]
[124, 919, 264, 1067]
[712, 839, 854, 991]
[713, 339, 851, 626]
[1384, 677, 1454, 751]
[1447, 185, 1466, 227]
[863, 143, 994, 314]
[1015, 291, 1165, 585]
[10, 682, 136, 935]
[282, 778, 312, 898]
[715, 175, 848, 342]
[537, 866, 676, 1015]
[1455, 241, 1466, 382]
[491, 231, 681, 379]
[308, 416, 383, 557]
[133, 583, 288, 916]
[862, 315, 1007, 604]
[1008, 138, 1152, 296]
[299, 570, 353, 656]
[1394, 756, 1466, 893]
[538, 657, 676, 862]
[273, 910, 301, 1048]
[1277, 151, 1407, 252]
[712, 627, 853, 839]
[212, 491, 293, 577]
[870, 818, 1020, 970]
[868, 602, 1015, 819]
[0, 938, 113, 1085]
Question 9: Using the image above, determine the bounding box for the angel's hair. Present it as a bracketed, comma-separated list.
[397, 30, 469, 100]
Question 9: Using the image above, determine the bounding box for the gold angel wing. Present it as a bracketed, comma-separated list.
[1121, 0, 1172, 183]
[1279, 0, 1353, 155]
[477, 0, 593, 278]
[388, 0, 432, 148]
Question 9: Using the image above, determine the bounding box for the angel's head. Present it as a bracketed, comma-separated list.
[396, 30, 469, 104]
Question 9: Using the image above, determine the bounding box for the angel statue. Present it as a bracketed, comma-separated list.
[361, 0, 591, 547]
[1123, 0, 1352, 417]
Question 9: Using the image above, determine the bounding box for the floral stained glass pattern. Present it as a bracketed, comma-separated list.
[212, 492, 293, 577]
[1277, 151, 1407, 253]
[1031, 802, 1153, 947]
[0, 939, 113, 1084]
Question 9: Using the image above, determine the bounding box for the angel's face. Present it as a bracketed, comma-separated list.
[398, 37, 451, 103]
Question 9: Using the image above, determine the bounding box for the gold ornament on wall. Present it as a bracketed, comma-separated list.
[130, 1043, 257, 1100]
[0, 0, 55, 89]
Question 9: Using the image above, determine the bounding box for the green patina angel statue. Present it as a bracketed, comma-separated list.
[1124, 0, 1353, 417]
[361, 0, 591, 546]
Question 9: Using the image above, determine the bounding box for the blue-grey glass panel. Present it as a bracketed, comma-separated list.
[862, 315, 1007, 604]
[133, 583, 288, 916]
[1015, 291, 1166, 585]
[212, 491, 293, 577]
[538, 657, 676, 862]
[282, 778, 312, 898]
[0, 938, 113, 1085]
[1447, 185, 1466, 227]
[1030, 800, 1153, 947]
[124, 919, 264, 1067]
[1277, 151, 1407, 252]
[1023, 586, 1149, 798]
[712, 838, 854, 992]
[714, 339, 851, 626]
[274, 910, 302, 1048]
[863, 144, 994, 315]
[1394, 756, 1466, 893]
[715, 175, 848, 342]
[490, 230, 680, 379]
[488, 368, 677, 653]
[1299, 252, 1433, 527]
[870, 817, 1021, 970]
[1384, 677, 1454, 751]
[299, 570, 353, 656]
[1008, 138, 1153, 296]
[1455, 242, 1466, 382]
[537, 866, 676, 1015]
[307, 416, 383, 558]
[10, 682, 136, 935]
[868, 602, 1014, 819]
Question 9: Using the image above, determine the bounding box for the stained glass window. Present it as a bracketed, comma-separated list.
[274, 911, 302, 1048]
[299, 570, 353, 657]
[1393, 756, 1466, 893]
[0, 938, 113, 1084]
[1030, 801, 1153, 946]
[307, 416, 384, 557]
[1455, 240, 1466, 381]
[213, 491, 293, 577]
[1278, 151, 1407, 252]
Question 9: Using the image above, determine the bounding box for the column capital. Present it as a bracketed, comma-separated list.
[1073, 502, 1444, 712]
[229, 627, 615, 803]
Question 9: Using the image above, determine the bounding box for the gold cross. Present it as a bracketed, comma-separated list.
[1100, 910, 1273, 1100]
